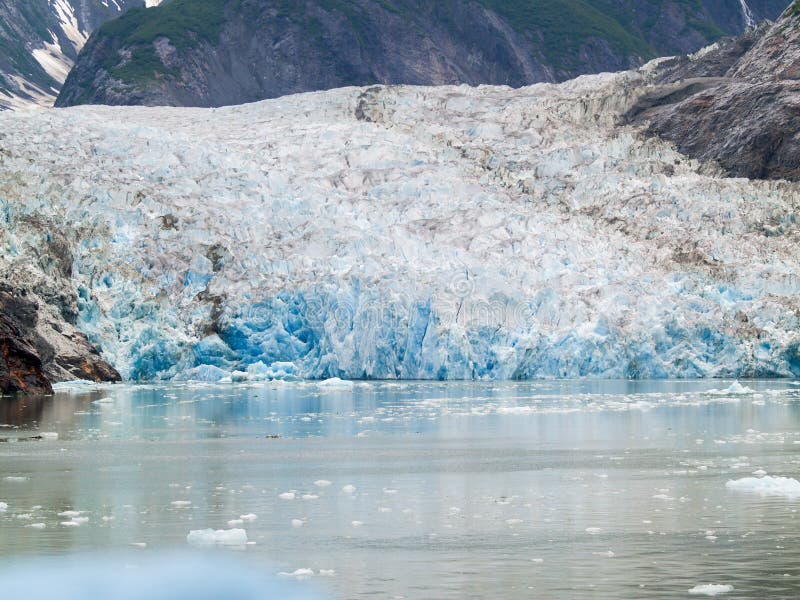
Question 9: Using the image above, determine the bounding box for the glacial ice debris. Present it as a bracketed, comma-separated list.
[705, 381, 756, 395]
[725, 476, 800, 498]
[186, 528, 248, 546]
[278, 568, 315, 579]
[688, 584, 734, 596]
[0, 553, 319, 600]
[317, 377, 355, 390]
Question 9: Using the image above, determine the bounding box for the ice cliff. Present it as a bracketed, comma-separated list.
[2, 70, 800, 382]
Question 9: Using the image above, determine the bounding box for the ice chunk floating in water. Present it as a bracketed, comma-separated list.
[186, 528, 248, 546]
[0, 553, 320, 599]
[316, 378, 355, 390]
[704, 381, 756, 395]
[726, 476, 800, 498]
[688, 583, 734, 596]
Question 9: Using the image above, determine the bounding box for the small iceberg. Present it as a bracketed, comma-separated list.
[316, 377, 355, 390]
[247, 361, 300, 381]
[725, 476, 800, 498]
[177, 365, 231, 383]
[705, 381, 755, 395]
[278, 568, 315, 579]
[0, 552, 319, 599]
[186, 528, 248, 546]
[177, 361, 301, 383]
[688, 584, 734, 596]
[52, 380, 107, 394]
[497, 406, 537, 415]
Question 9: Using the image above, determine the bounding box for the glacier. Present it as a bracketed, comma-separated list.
[1, 68, 800, 381]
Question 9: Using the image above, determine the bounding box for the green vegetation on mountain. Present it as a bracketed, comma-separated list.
[99, 0, 230, 48]
[479, 0, 653, 68]
[57, 0, 790, 108]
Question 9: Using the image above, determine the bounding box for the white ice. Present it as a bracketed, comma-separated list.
[705, 382, 756, 396]
[726, 476, 800, 498]
[688, 584, 734, 596]
[278, 568, 315, 579]
[186, 528, 248, 546]
[317, 378, 355, 390]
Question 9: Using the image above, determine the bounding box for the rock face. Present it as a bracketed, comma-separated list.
[5, 70, 800, 381]
[0, 288, 51, 395]
[629, 3, 800, 181]
[0, 0, 158, 110]
[0, 218, 122, 394]
[55, 0, 787, 108]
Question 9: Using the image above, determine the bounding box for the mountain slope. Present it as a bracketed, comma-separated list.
[629, 1, 800, 180]
[6, 71, 800, 383]
[56, 0, 788, 108]
[0, 0, 160, 110]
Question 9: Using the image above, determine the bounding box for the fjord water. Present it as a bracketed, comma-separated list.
[2, 380, 800, 598]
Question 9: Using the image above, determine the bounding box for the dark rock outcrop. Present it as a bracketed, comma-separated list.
[56, 0, 787, 108]
[629, 4, 800, 181]
[0, 289, 51, 395]
[0, 284, 122, 395]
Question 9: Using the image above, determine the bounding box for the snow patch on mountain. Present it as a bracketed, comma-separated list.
[32, 41, 73, 84]
[1, 71, 800, 381]
[0, 0, 158, 111]
[52, 0, 89, 51]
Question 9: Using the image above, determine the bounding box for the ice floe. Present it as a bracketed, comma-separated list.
[317, 378, 355, 390]
[186, 528, 248, 546]
[726, 476, 800, 498]
[688, 584, 734, 596]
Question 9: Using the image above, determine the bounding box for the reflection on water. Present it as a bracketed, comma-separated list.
[2, 379, 800, 598]
[0, 393, 52, 429]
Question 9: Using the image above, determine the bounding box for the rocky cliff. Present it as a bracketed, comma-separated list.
[56, 0, 787, 108]
[629, 2, 800, 180]
[0, 282, 121, 395]
[0, 208, 121, 394]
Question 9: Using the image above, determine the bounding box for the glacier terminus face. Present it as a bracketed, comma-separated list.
[1, 70, 799, 382]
